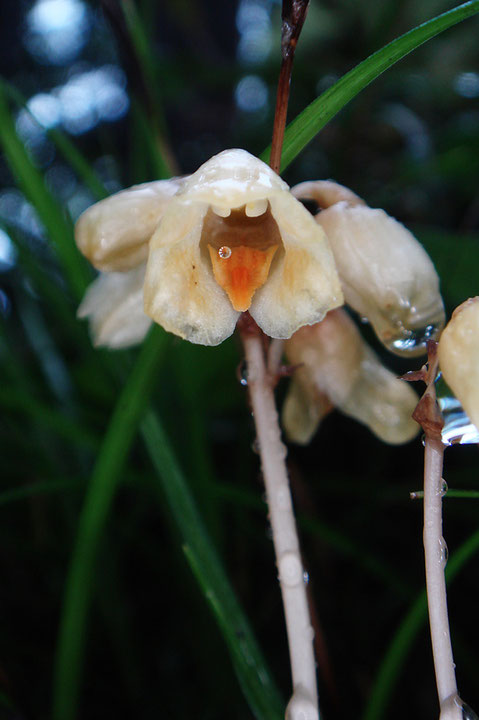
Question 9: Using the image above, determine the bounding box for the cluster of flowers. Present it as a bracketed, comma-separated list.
[75, 148, 476, 445]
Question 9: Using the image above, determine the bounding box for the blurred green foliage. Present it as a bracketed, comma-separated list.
[1, 1, 479, 719]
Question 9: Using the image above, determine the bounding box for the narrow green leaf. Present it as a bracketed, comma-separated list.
[0, 77, 109, 200]
[0, 479, 82, 507]
[130, 99, 173, 180]
[121, 0, 176, 178]
[261, 0, 479, 171]
[362, 526, 479, 720]
[0, 83, 90, 299]
[142, 411, 284, 720]
[0, 386, 98, 451]
[49, 128, 109, 200]
[446, 489, 479, 499]
[52, 327, 167, 720]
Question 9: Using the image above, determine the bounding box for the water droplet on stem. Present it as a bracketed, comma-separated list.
[439, 536, 448, 566]
[438, 479, 448, 497]
[440, 694, 479, 720]
[237, 360, 248, 386]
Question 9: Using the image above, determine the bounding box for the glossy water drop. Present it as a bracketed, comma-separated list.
[383, 321, 441, 356]
[375, 292, 445, 357]
[440, 694, 479, 720]
[303, 571, 310, 585]
[218, 245, 232, 259]
[460, 701, 479, 719]
[251, 438, 260, 454]
[438, 479, 448, 497]
[435, 373, 479, 445]
[237, 360, 248, 386]
[439, 536, 449, 566]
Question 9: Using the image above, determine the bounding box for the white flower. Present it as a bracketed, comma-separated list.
[291, 181, 445, 357]
[283, 308, 420, 445]
[77, 264, 152, 349]
[76, 149, 344, 347]
[75, 152, 446, 446]
[76, 177, 184, 272]
[438, 297, 479, 432]
[76, 152, 444, 368]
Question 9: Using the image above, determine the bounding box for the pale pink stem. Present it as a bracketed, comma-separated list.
[241, 326, 318, 720]
[423, 436, 460, 720]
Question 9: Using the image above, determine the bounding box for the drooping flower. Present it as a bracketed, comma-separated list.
[291, 180, 445, 357]
[438, 297, 479, 432]
[76, 149, 344, 347]
[281, 180, 446, 445]
[283, 308, 420, 445]
[75, 150, 445, 446]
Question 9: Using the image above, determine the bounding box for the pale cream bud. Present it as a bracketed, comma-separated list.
[438, 297, 479, 432]
[283, 309, 419, 445]
[292, 180, 445, 357]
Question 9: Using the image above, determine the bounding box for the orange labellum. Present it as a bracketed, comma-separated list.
[208, 244, 278, 312]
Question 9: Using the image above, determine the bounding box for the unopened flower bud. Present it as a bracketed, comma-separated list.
[283, 309, 419, 445]
[438, 297, 479, 432]
[292, 181, 445, 357]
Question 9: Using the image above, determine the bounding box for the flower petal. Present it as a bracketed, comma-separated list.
[177, 148, 289, 210]
[438, 297, 479, 431]
[282, 376, 333, 445]
[208, 244, 278, 312]
[75, 178, 184, 272]
[313, 200, 445, 356]
[249, 192, 344, 338]
[144, 202, 240, 345]
[78, 264, 152, 349]
[291, 180, 365, 209]
[284, 309, 419, 444]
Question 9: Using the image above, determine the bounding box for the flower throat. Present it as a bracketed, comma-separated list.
[203, 204, 281, 312]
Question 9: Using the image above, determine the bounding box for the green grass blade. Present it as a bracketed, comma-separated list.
[0, 77, 109, 200]
[0, 83, 90, 299]
[48, 128, 109, 200]
[362, 526, 479, 720]
[446, 490, 479, 499]
[261, 0, 479, 171]
[142, 411, 284, 720]
[120, 0, 176, 178]
[52, 327, 167, 720]
[0, 386, 98, 451]
[0, 479, 82, 507]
